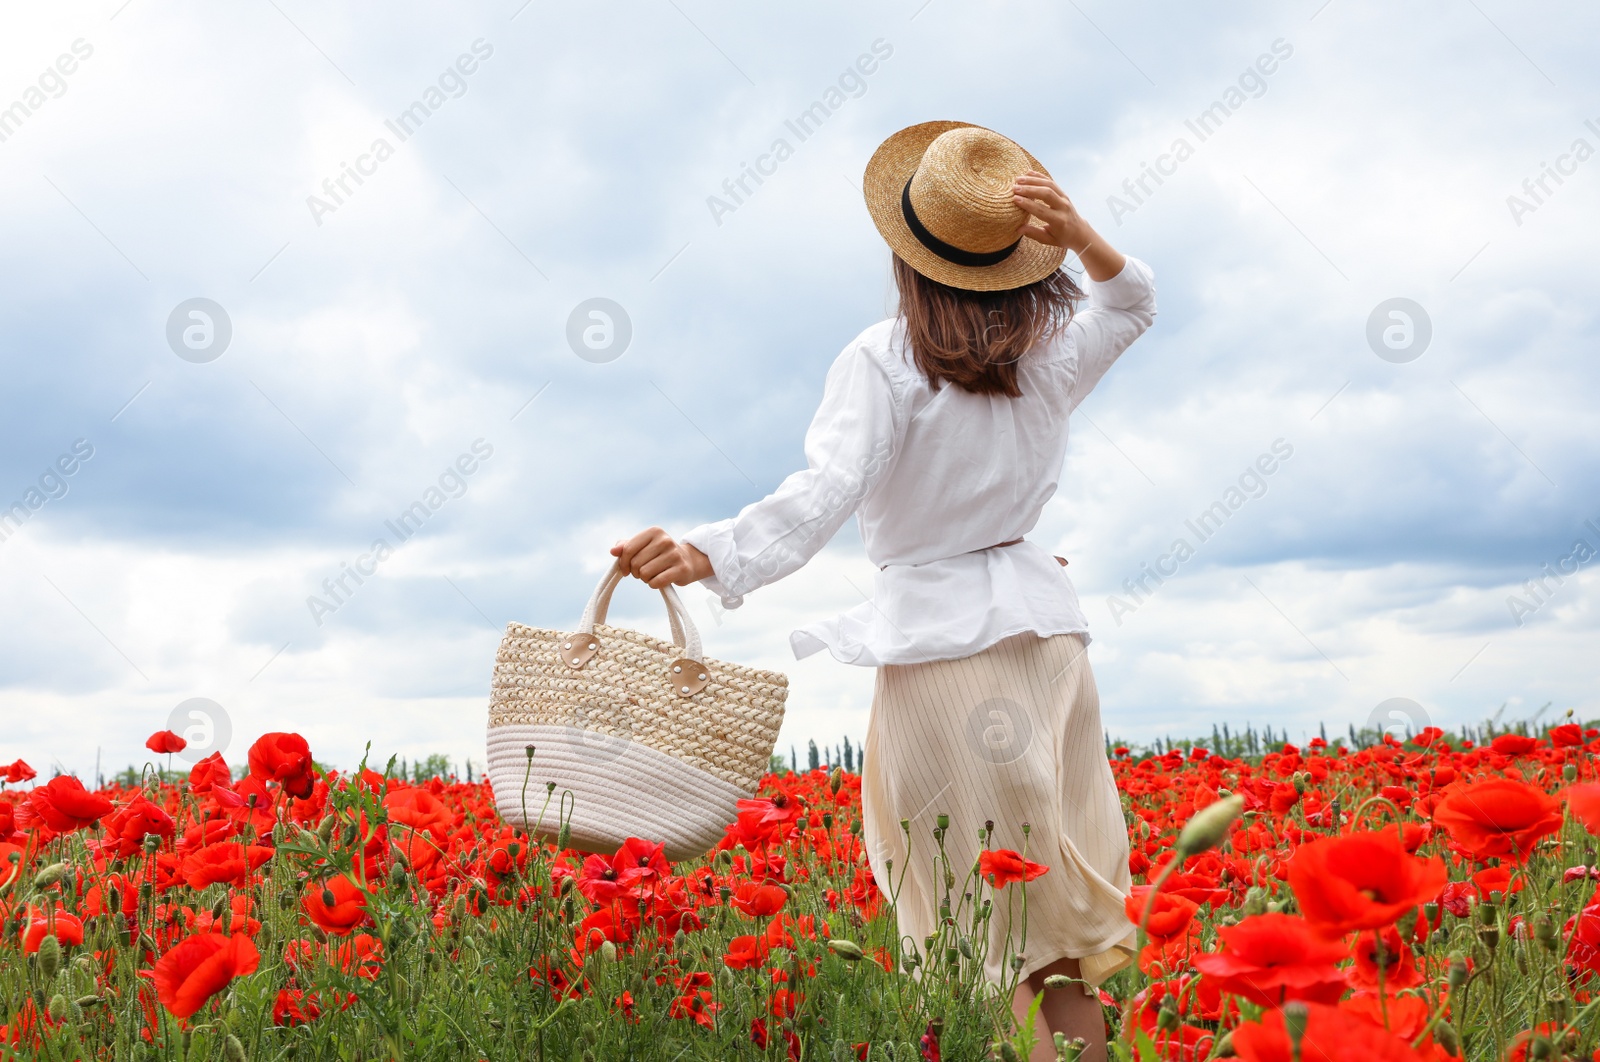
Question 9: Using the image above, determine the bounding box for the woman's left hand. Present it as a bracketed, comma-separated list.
[611, 527, 713, 589]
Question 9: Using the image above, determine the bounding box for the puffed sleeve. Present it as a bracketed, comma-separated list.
[681, 338, 904, 609]
[1065, 255, 1156, 409]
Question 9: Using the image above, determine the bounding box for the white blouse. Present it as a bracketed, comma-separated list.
[682, 256, 1157, 667]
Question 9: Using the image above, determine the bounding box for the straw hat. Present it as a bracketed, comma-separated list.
[863, 120, 1067, 292]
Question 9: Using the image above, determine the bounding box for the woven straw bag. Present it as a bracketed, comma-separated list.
[486, 561, 788, 861]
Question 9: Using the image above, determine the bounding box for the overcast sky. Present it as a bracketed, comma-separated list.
[2, 1, 1596, 780]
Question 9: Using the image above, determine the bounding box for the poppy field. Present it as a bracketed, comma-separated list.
[2, 716, 1600, 1061]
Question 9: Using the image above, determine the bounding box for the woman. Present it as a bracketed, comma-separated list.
[613, 120, 1154, 1061]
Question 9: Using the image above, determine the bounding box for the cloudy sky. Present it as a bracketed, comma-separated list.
[2, 1, 1596, 781]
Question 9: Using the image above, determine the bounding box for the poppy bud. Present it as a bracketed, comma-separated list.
[1534, 912, 1557, 950]
[1283, 1001, 1309, 1054]
[557, 822, 571, 850]
[958, 935, 974, 961]
[1564, 764, 1578, 782]
[76, 994, 102, 1009]
[998, 1043, 1020, 1062]
[829, 766, 843, 794]
[935, 813, 949, 831]
[796, 817, 809, 833]
[1423, 902, 1439, 922]
[1176, 794, 1245, 858]
[224, 1034, 248, 1062]
[822, 813, 834, 831]
[1209, 1032, 1231, 1058]
[37, 934, 62, 979]
[946, 944, 959, 967]
[1156, 995, 1180, 1033]
[48, 994, 69, 1023]
[1527, 1037, 1553, 1060]
[1431, 1020, 1459, 1056]
[1244, 885, 1269, 916]
[389, 862, 408, 889]
[599, 940, 617, 962]
[144, 832, 163, 853]
[33, 862, 69, 889]
[317, 816, 335, 842]
[545, 781, 556, 794]
[828, 939, 864, 961]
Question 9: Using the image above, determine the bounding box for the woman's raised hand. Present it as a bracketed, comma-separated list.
[1011, 171, 1090, 251]
[611, 527, 713, 589]
[1012, 171, 1127, 282]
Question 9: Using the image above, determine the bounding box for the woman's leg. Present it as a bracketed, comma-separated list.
[1009, 955, 1104, 1062]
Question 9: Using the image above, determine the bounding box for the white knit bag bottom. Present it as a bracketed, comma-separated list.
[486, 722, 749, 862]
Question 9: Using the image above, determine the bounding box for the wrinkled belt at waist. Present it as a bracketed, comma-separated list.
[880, 538, 1067, 571]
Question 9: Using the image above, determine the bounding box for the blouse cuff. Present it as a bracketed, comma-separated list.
[1083, 255, 1154, 311]
[681, 520, 745, 610]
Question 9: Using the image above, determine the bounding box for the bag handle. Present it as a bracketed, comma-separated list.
[560, 560, 709, 696]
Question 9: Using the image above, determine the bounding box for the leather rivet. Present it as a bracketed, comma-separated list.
[698, 673, 707, 681]
[563, 641, 572, 649]
[588, 642, 597, 650]
[680, 686, 690, 694]
[570, 657, 580, 664]
[672, 665, 682, 673]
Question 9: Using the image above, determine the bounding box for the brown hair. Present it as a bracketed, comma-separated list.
[892, 255, 1085, 397]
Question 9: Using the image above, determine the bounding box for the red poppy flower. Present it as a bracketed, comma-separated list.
[1231, 1001, 1429, 1061]
[20, 906, 84, 953]
[183, 842, 273, 889]
[19, 775, 112, 833]
[1286, 830, 1447, 934]
[100, 795, 176, 858]
[2, 760, 35, 784]
[1550, 724, 1585, 747]
[980, 849, 1049, 889]
[613, 837, 670, 892]
[272, 988, 322, 1026]
[1347, 926, 1421, 991]
[146, 730, 188, 754]
[1432, 779, 1563, 863]
[1489, 733, 1539, 756]
[1126, 886, 1200, 941]
[1192, 914, 1347, 1006]
[248, 733, 316, 799]
[1565, 783, 1600, 837]
[187, 753, 232, 795]
[724, 934, 769, 969]
[731, 881, 788, 918]
[575, 853, 623, 907]
[303, 875, 368, 936]
[384, 786, 453, 839]
[153, 932, 261, 1020]
[1339, 994, 1436, 1048]
[1564, 899, 1600, 984]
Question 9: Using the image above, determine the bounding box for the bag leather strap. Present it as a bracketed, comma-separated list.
[574, 560, 704, 664]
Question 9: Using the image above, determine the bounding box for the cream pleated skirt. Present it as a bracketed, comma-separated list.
[860, 631, 1134, 988]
